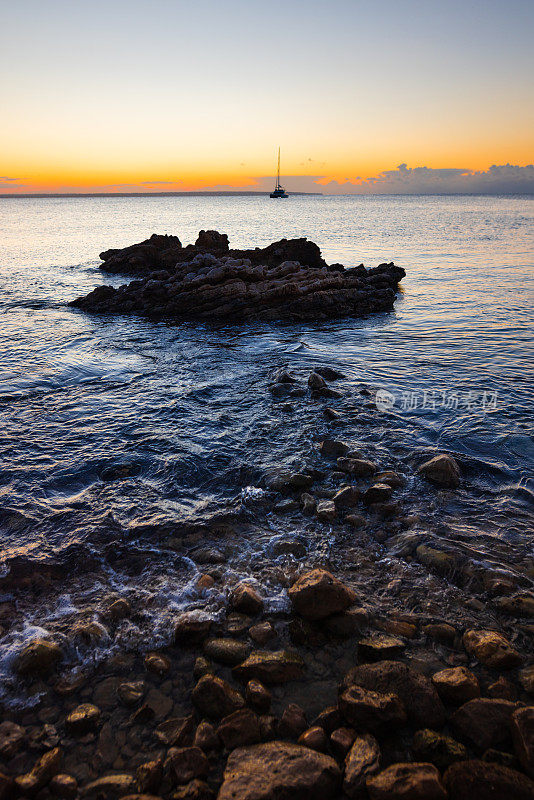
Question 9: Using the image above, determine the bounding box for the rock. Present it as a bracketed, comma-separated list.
[324, 606, 369, 638]
[423, 623, 457, 644]
[144, 652, 171, 677]
[233, 650, 305, 684]
[345, 513, 366, 529]
[72, 620, 109, 645]
[316, 500, 337, 522]
[217, 709, 261, 749]
[463, 629, 522, 669]
[308, 372, 327, 391]
[300, 493, 317, 515]
[195, 574, 215, 591]
[341, 661, 445, 729]
[172, 780, 214, 800]
[339, 685, 407, 732]
[496, 593, 534, 618]
[330, 727, 356, 759]
[343, 734, 381, 798]
[378, 618, 417, 639]
[320, 439, 349, 458]
[415, 544, 456, 573]
[366, 762, 447, 800]
[191, 675, 244, 720]
[337, 458, 377, 477]
[66, 704, 101, 735]
[118, 680, 146, 706]
[482, 748, 518, 768]
[194, 721, 219, 752]
[267, 470, 314, 493]
[333, 486, 361, 508]
[519, 665, 534, 695]
[323, 407, 342, 420]
[106, 598, 131, 620]
[0, 720, 25, 758]
[358, 635, 406, 661]
[174, 610, 213, 644]
[288, 569, 356, 620]
[443, 760, 534, 800]
[136, 760, 163, 794]
[431, 667, 480, 704]
[195, 230, 229, 253]
[165, 747, 209, 784]
[451, 698, 520, 750]
[145, 687, 173, 720]
[364, 484, 393, 504]
[49, 774, 78, 799]
[93, 676, 120, 709]
[230, 583, 264, 615]
[217, 741, 341, 800]
[412, 729, 468, 769]
[15, 639, 63, 676]
[259, 714, 278, 742]
[80, 775, 137, 797]
[278, 703, 308, 739]
[487, 676, 517, 700]
[298, 726, 328, 752]
[204, 638, 250, 666]
[417, 454, 461, 488]
[375, 471, 406, 488]
[155, 716, 195, 747]
[511, 706, 534, 777]
[226, 612, 251, 635]
[312, 707, 342, 735]
[249, 621, 275, 645]
[0, 772, 14, 800]
[314, 366, 346, 380]
[15, 747, 62, 795]
[246, 680, 271, 713]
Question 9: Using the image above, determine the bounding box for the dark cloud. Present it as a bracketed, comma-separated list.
[140, 180, 177, 185]
[0, 176, 20, 182]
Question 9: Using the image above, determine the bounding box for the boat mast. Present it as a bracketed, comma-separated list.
[277, 147, 281, 188]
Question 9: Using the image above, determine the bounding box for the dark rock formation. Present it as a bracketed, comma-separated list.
[72, 231, 405, 323]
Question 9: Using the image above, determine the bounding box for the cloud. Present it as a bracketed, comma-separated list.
[0, 176, 22, 184]
[141, 180, 179, 185]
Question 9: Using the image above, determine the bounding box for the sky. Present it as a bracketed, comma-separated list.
[1, 0, 533, 194]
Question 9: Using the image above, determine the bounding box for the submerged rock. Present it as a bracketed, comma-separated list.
[417, 454, 461, 488]
[233, 650, 305, 684]
[288, 569, 356, 620]
[72, 232, 405, 323]
[15, 639, 63, 676]
[217, 741, 341, 800]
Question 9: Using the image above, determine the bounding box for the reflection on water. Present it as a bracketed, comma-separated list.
[0, 194, 532, 698]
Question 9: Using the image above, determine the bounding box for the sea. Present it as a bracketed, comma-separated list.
[0, 193, 533, 702]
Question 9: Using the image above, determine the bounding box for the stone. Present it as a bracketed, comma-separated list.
[443, 760, 534, 800]
[316, 500, 337, 522]
[191, 675, 244, 720]
[194, 721, 219, 752]
[298, 726, 328, 752]
[314, 366, 346, 380]
[375, 471, 406, 488]
[217, 741, 341, 800]
[196, 573, 215, 592]
[15, 639, 63, 676]
[330, 727, 356, 759]
[80, 775, 136, 797]
[417, 454, 461, 488]
[463, 629, 522, 669]
[93, 676, 120, 709]
[136, 760, 163, 794]
[496, 593, 534, 618]
[366, 762, 447, 800]
[308, 372, 327, 391]
[339, 685, 407, 732]
[487, 676, 517, 700]
[312, 707, 342, 735]
[226, 612, 251, 635]
[118, 680, 146, 706]
[300, 493, 317, 515]
[249, 621, 275, 645]
[230, 583, 264, 615]
[245, 680, 271, 713]
[172, 780, 214, 800]
[336, 458, 377, 477]
[15, 747, 63, 795]
[203, 638, 250, 666]
[49, 774, 78, 799]
[378, 618, 417, 639]
[66, 703, 101, 735]
[451, 698, 520, 750]
[195, 229, 229, 253]
[358, 634, 405, 661]
[174, 610, 213, 644]
[145, 687, 173, 720]
[233, 650, 305, 684]
[259, 714, 278, 741]
[278, 703, 308, 739]
[144, 652, 171, 677]
[165, 747, 208, 784]
[423, 623, 457, 644]
[511, 706, 534, 777]
[333, 486, 360, 508]
[324, 606, 369, 638]
[519, 665, 534, 694]
[320, 439, 349, 458]
[341, 661, 445, 729]
[412, 729, 468, 769]
[345, 513, 366, 528]
[72, 621, 109, 645]
[0, 720, 25, 758]
[288, 569, 356, 620]
[343, 734, 381, 798]
[106, 598, 131, 620]
[0, 772, 14, 800]
[217, 709, 261, 749]
[155, 716, 195, 747]
[416, 544, 456, 573]
[431, 667, 480, 704]
[364, 484, 393, 504]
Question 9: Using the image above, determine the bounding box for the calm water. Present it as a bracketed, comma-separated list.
[0, 194, 533, 698]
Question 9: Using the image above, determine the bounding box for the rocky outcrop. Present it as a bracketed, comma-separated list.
[72, 232, 405, 323]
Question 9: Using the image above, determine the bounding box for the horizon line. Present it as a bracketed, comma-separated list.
[1, 190, 533, 199]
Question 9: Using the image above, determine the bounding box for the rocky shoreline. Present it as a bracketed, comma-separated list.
[71, 232, 405, 322]
[1, 368, 533, 800]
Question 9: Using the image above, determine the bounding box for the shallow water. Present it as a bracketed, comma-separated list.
[0, 194, 533, 700]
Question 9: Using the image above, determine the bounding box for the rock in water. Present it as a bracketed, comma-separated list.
[366, 762, 447, 800]
[217, 741, 341, 800]
[417, 454, 461, 488]
[288, 569, 356, 620]
[72, 232, 405, 323]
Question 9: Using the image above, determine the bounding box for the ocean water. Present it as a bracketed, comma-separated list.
[0, 194, 533, 699]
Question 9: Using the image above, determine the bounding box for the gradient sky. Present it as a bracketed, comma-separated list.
[1, 0, 533, 193]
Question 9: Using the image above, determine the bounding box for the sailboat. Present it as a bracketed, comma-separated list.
[270, 147, 289, 198]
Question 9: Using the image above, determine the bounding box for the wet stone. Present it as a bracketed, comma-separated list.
[417, 454, 461, 488]
[191, 675, 244, 720]
[519, 665, 534, 695]
[245, 680, 271, 713]
[278, 703, 308, 739]
[144, 652, 171, 677]
[367, 762, 447, 800]
[80, 774, 137, 797]
[443, 760, 534, 800]
[229, 583, 264, 615]
[423, 623, 457, 644]
[412, 729, 468, 770]
[217, 709, 261, 749]
[312, 707, 342, 735]
[288, 569, 356, 620]
[165, 747, 209, 785]
[66, 704, 101, 735]
[172, 779, 214, 799]
[337, 457, 377, 477]
[343, 734, 381, 799]
[298, 726, 328, 752]
[363, 484, 393, 504]
[487, 675, 517, 700]
[451, 698, 521, 751]
[358, 634, 406, 662]
[155, 716, 195, 747]
[0, 720, 25, 758]
[193, 721, 219, 752]
[118, 681, 146, 707]
[330, 727, 356, 759]
[15, 747, 63, 795]
[106, 598, 131, 620]
[233, 650, 305, 684]
[463, 629, 522, 669]
[145, 687, 173, 720]
[320, 439, 349, 458]
[333, 486, 361, 508]
[136, 759, 163, 794]
[174, 610, 213, 644]
[339, 685, 407, 732]
[511, 706, 534, 778]
[203, 637, 250, 666]
[316, 500, 337, 522]
[431, 667, 480, 705]
[49, 774, 78, 799]
[15, 639, 63, 676]
[249, 621, 275, 645]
